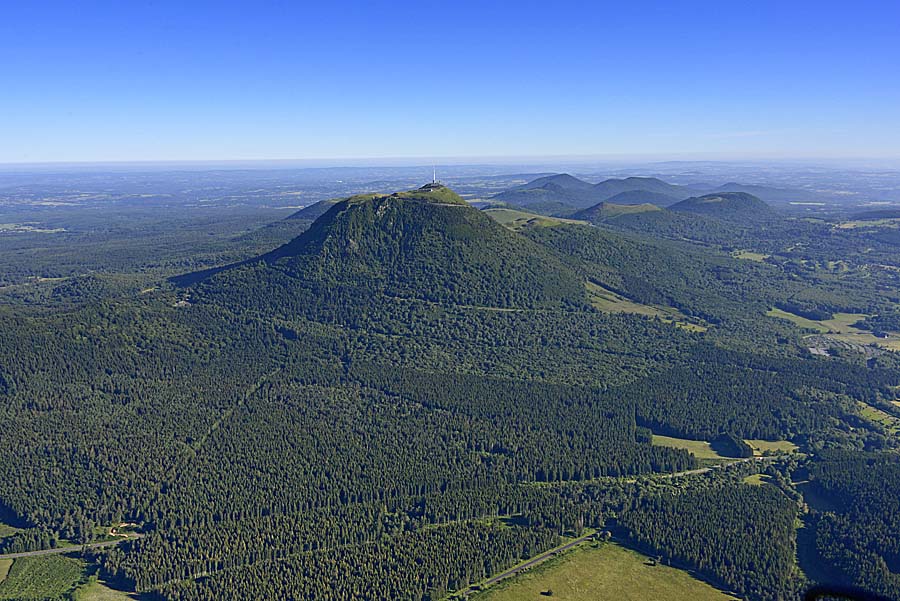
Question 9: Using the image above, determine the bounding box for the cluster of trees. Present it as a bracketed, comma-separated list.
[612, 345, 897, 441]
[155, 521, 559, 600]
[619, 483, 800, 600]
[2, 186, 900, 600]
[808, 450, 900, 599]
[854, 312, 900, 336]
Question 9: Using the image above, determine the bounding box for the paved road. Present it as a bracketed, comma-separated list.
[459, 532, 595, 597]
[0, 535, 141, 560]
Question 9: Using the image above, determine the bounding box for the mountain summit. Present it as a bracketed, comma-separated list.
[180, 186, 587, 315]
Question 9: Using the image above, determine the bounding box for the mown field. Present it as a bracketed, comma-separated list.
[858, 402, 900, 436]
[651, 435, 725, 460]
[732, 250, 769, 262]
[0, 560, 11, 585]
[0, 522, 19, 539]
[484, 208, 587, 231]
[586, 282, 706, 331]
[767, 308, 900, 350]
[744, 439, 799, 456]
[0, 555, 83, 600]
[472, 542, 738, 601]
[73, 577, 134, 601]
[742, 473, 771, 486]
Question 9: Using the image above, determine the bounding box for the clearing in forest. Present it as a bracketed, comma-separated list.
[744, 440, 798, 456]
[472, 542, 737, 601]
[651, 435, 726, 460]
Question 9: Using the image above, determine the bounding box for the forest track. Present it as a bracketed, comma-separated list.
[659, 456, 776, 479]
[459, 532, 595, 597]
[0, 534, 143, 560]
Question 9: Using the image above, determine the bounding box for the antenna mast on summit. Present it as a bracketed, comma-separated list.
[433, 166, 436, 184]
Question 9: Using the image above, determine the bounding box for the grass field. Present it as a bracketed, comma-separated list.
[0, 522, 20, 539]
[732, 250, 769, 262]
[858, 402, 900, 436]
[586, 282, 707, 332]
[765, 308, 830, 332]
[587, 281, 669, 317]
[766, 308, 900, 350]
[744, 439, 799, 456]
[0, 555, 83, 600]
[651, 435, 725, 460]
[743, 474, 770, 486]
[472, 542, 737, 601]
[72, 577, 134, 600]
[484, 208, 587, 231]
[0, 560, 11, 585]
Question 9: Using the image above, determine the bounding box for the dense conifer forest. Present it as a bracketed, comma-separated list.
[2, 183, 900, 600]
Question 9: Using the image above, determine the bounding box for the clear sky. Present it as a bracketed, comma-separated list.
[2, 0, 899, 163]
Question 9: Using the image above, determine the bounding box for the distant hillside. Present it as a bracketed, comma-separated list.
[285, 198, 346, 221]
[491, 174, 598, 212]
[515, 173, 597, 193]
[670, 192, 773, 220]
[573, 202, 662, 224]
[592, 177, 693, 204]
[492, 174, 693, 211]
[602, 190, 683, 206]
[714, 182, 819, 204]
[182, 185, 587, 313]
[849, 208, 900, 220]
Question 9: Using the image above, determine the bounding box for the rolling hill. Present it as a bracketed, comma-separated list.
[669, 192, 774, 220]
[572, 202, 662, 223]
[602, 190, 684, 206]
[491, 174, 694, 211]
[713, 182, 820, 204]
[591, 177, 693, 204]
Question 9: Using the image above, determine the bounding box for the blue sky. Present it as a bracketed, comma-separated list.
[2, 0, 899, 163]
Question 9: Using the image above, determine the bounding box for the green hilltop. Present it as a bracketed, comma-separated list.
[670, 192, 773, 220]
[572, 202, 662, 223]
[185, 185, 587, 313]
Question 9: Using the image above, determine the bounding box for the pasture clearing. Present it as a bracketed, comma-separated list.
[0, 560, 11, 585]
[73, 577, 134, 600]
[743, 474, 770, 486]
[744, 439, 798, 456]
[586, 282, 707, 331]
[732, 250, 769, 262]
[0, 523, 19, 539]
[767, 308, 900, 351]
[471, 541, 737, 601]
[484, 208, 587, 231]
[857, 402, 900, 436]
[651, 435, 726, 460]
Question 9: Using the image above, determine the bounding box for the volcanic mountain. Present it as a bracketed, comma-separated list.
[492, 174, 694, 212]
[669, 192, 774, 220]
[178, 185, 588, 315]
